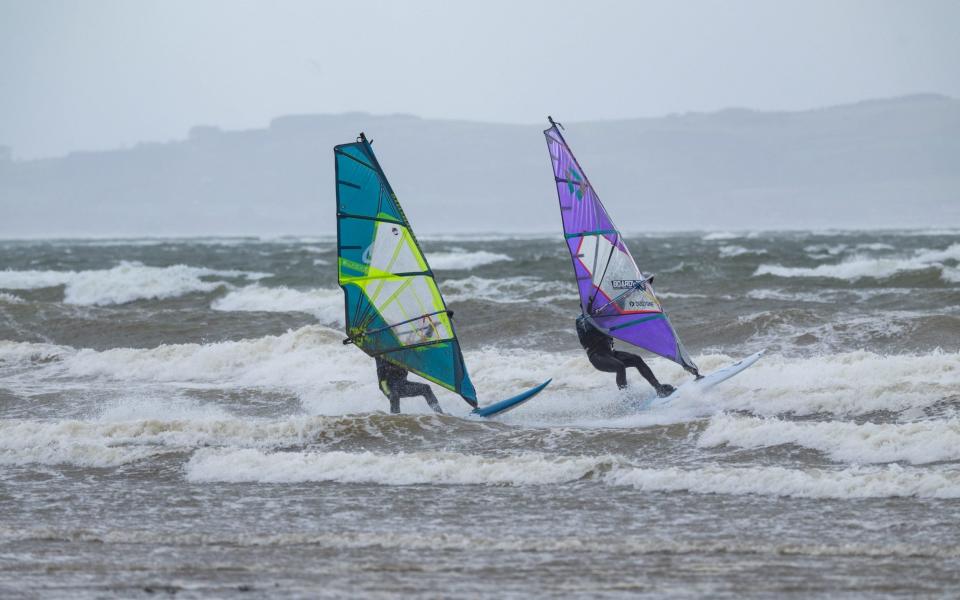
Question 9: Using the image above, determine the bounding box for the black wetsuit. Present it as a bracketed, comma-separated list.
[576, 314, 672, 396]
[375, 357, 442, 414]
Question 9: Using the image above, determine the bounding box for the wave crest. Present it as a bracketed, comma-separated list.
[0, 261, 268, 305]
[185, 448, 960, 498]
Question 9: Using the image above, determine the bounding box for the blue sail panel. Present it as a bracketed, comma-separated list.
[335, 136, 477, 403]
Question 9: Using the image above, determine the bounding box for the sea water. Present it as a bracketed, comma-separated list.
[1, 230, 958, 597]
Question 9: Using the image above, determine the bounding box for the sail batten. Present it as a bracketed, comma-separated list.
[335, 134, 477, 402]
[544, 124, 699, 374]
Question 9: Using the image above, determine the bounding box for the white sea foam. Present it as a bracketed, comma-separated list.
[426, 250, 512, 270]
[211, 285, 343, 324]
[2, 330, 956, 422]
[915, 243, 960, 263]
[0, 328, 546, 416]
[856, 243, 895, 251]
[605, 463, 960, 499]
[185, 448, 606, 485]
[34, 236, 260, 248]
[718, 245, 767, 258]
[0, 339, 74, 366]
[744, 287, 907, 303]
[0, 413, 379, 468]
[61, 326, 343, 388]
[755, 257, 933, 280]
[0, 414, 190, 467]
[745, 288, 831, 303]
[758, 243, 960, 281]
[0, 292, 24, 304]
[0, 262, 268, 305]
[692, 350, 960, 418]
[656, 291, 713, 299]
[0, 441, 162, 468]
[785, 310, 945, 354]
[583, 349, 960, 427]
[702, 232, 741, 241]
[700, 414, 960, 465]
[185, 447, 960, 498]
[419, 233, 551, 242]
[442, 276, 568, 304]
[804, 243, 848, 258]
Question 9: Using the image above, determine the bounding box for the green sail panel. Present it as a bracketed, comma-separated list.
[335, 135, 477, 403]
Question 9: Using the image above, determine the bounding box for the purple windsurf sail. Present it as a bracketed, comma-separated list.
[544, 119, 699, 375]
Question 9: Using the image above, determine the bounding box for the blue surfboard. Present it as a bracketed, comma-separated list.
[470, 379, 552, 418]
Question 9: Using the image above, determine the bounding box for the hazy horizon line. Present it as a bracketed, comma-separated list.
[5, 92, 954, 163]
[2, 226, 958, 243]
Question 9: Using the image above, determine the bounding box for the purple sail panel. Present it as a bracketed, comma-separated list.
[546, 129, 616, 240]
[594, 314, 679, 362]
[544, 123, 700, 375]
[565, 237, 594, 311]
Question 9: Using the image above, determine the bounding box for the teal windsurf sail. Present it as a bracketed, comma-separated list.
[335, 133, 477, 405]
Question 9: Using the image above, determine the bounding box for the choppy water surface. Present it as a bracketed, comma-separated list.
[1, 230, 959, 598]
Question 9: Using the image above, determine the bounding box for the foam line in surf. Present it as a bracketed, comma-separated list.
[700, 414, 960, 465]
[1, 333, 957, 420]
[424, 249, 512, 270]
[185, 447, 960, 498]
[0, 261, 269, 305]
[211, 285, 343, 324]
[756, 243, 960, 281]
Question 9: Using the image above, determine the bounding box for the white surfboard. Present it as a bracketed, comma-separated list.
[637, 350, 764, 410]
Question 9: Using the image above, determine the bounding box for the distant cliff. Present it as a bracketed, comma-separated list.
[2, 95, 958, 236]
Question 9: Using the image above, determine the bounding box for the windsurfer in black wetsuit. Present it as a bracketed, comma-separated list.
[576, 314, 676, 398]
[375, 357, 443, 414]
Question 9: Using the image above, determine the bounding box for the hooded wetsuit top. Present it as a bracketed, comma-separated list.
[376, 358, 408, 393]
[576, 314, 613, 355]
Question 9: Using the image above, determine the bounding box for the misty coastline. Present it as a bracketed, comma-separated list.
[2, 94, 958, 237]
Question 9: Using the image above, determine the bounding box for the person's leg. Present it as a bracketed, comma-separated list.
[613, 351, 660, 388]
[379, 379, 401, 413]
[588, 352, 628, 389]
[388, 387, 401, 413]
[615, 351, 675, 397]
[398, 381, 443, 414]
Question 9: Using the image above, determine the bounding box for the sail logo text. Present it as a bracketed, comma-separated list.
[611, 279, 645, 289]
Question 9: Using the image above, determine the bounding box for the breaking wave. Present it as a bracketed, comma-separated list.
[700, 414, 960, 465]
[0, 262, 269, 305]
[426, 249, 512, 270]
[756, 243, 960, 281]
[692, 350, 960, 418]
[211, 285, 342, 324]
[0, 332, 956, 420]
[443, 276, 568, 304]
[0, 413, 465, 467]
[185, 447, 960, 498]
[185, 448, 605, 486]
[718, 245, 767, 258]
[702, 232, 743, 241]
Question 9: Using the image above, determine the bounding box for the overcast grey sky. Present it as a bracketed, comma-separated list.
[2, 0, 958, 159]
